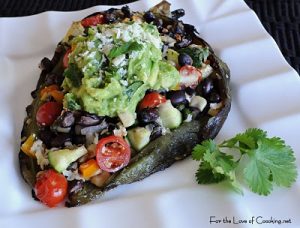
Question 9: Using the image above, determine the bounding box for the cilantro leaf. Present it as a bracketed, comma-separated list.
[192, 128, 298, 196]
[193, 139, 237, 185]
[244, 138, 297, 195]
[192, 140, 217, 161]
[196, 161, 225, 184]
[108, 41, 143, 59]
[64, 63, 83, 88]
[63, 93, 81, 111]
[222, 128, 267, 150]
[178, 46, 209, 68]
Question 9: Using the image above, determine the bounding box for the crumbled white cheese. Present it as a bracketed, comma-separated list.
[113, 123, 128, 137]
[185, 93, 192, 102]
[112, 54, 126, 66]
[87, 41, 95, 50]
[120, 79, 128, 86]
[160, 35, 176, 47]
[129, 51, 139, 59]
[184, 114, 193, 122]
[31, 139, 44, 155]
[63, 169, 84, 181]
[155, 117, 168, 135]
[87, 51, 96, 59]
[31, 140, 48, 170]
[102, 44, 113, 56]
[35, 150, 49, 170]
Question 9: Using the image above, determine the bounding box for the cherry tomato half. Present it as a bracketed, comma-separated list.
[81, 14, 104, 27]
[34, 169, 68, 208]
[139, 92, 166, 110]
[36, 101, 62, 126]
[96, 135, 131, 172]
[63, 49, 71, 69]
[179, 65, 202, 88]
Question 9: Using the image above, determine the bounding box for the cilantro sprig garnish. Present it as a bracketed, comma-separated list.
[192, 128, 298, 195]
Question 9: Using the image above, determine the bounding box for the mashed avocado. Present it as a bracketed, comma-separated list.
[62, 21, 180, 117]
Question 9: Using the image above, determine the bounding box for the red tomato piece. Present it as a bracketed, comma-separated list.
[96, 135, 131, 172]
[34, 169, 68, 208]
[36, 101, 62, 126]
[63, 49, 71, 69]
[179, 65, 202, 88]
[81, 14, 104, 27]
[139, 92, 166, 110]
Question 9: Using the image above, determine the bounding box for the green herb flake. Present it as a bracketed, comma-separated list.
[108, 41, 143, 59]
[64, 63, 83, 88]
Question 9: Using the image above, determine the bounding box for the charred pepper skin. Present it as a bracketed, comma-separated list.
[19, 2, 231, 207]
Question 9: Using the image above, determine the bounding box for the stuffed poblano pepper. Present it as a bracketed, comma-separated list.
[19, 1, 231, 207]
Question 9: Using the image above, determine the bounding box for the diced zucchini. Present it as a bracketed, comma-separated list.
[118, 111, 137, 127]
[190, 96, 207, 111]
[128, 127, 151, 151]
[158, 100, 182, 129]
[166, 49, 179, 65]
[200, 64, 213, 79]
[48, 146, 88, 173]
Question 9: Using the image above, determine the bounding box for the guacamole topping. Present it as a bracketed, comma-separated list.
[62, 21, 180, 117]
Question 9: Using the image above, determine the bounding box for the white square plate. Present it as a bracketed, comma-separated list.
[0, 0, 299, 227]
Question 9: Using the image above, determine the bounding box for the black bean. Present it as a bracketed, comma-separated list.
[75, 120, 108, 135]
[107, 122, 117, 133]
[76, 113, 102, 126]
[73, 135, 86, 145]
[201, 77, 214, 96]
[105, 13, 116, 23]
[167, 90, 187, 106]
[39, 57, 53, 72]
[81, 121, 108, 135]
[58, 111, 75, 128]
[44, 72, 63, 86]
[185, 87, 195, 96]
[208, 92, 221, 103]
[143, 11, 155, 23]
[150, 123, 162, 141]
[138, 108, 159, 124]
[39, 129, 54, 148]
[121, 5, 132, 18]
[51, 133, 72, 148]
[171, 9, 185, 19]
[178, 53, 193, 66]
[174, 35, 192, 48]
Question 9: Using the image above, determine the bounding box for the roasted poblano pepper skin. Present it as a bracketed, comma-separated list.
[19, 2, 231, 207]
